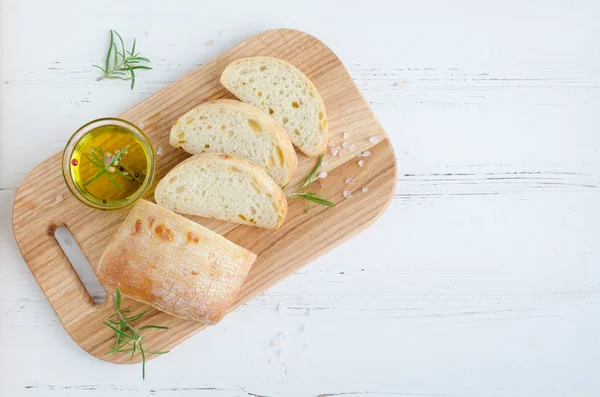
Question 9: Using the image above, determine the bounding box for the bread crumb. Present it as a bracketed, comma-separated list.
[55, 194, 64, 202]
[343, 190, 352, 199]
[342, 141, 349, 149]
[343, 132, 349, 139]
[362, 150, 371, 157]
[362, 187, 369, 193]
[204, 40, 214, 47]
[318, 172, 327, 179]
[358, 160, 364, 167]
[321, 160, 329, 168]
[156, 146, 163, 156]
[369, 136, 380, 144]
[345, 177, 354, 184]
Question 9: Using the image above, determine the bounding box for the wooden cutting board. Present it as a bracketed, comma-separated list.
[12, 29, 397, 363]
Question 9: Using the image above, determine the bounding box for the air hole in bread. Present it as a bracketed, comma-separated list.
[249, 78, 254, 83]
[239, 68, 250, 75]
[169, 177, 177, 184]
[248, 119, 262, 134]
[318, 112, 323, 120]
[266, 155, 275, 169]
[279, 90, 284, 94]
[230, 166, 241, 173]
[257, 91, 262, 97]
[227, 130, 235, 138]
[309, 91, 314, 97]
[282, 117, 289, 124]
[175, 186, 185, 193]
[221, 125, 226, 131]
[176, 132, 185, 139]
[178, 140, 188, 145]
[207, 125, 213, 129]
[205, 144, 210, 148]
[238, 214, 247, 221]
[292, 101, 299, 108]
[269, 108, 274, 115]
[276, 146, 284, 166]
[250, 206, 258, 215]
[185, 118, 194, 126]
[294, 129, 301, 136]
[260, 65, 267, 71]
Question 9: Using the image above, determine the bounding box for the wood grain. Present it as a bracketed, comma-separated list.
[11, 29, 396, 363]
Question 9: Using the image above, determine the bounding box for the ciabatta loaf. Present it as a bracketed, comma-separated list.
[170, 99, 297, 186]
[221, 56, 328, 156]
[96, 199, 256, 324]
[154, 153, 287, 229]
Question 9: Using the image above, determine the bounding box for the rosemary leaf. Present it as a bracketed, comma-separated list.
[93, 30, 151, 90]
[103, 288, 169, 379]
[286, 154, 335, 213]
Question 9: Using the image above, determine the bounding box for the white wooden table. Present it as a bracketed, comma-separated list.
[2, 1, 599, 396]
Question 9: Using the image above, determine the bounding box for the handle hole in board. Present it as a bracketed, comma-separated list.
[54, 226, 107, 304]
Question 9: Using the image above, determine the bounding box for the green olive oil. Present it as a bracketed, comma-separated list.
[69, 125, 151, 206]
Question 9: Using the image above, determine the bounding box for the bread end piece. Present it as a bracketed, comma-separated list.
[97, 199, 257, 324]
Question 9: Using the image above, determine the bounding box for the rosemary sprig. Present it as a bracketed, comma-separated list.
[286, 154, 335, 213]
[83, 145, 142, 191]
[103, 289, 169, 379]
[93, 30, 152, 90]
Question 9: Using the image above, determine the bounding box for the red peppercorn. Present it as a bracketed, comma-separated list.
[71, 159, 79, 166]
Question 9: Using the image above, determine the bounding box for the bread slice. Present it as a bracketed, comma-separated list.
[170, 99, 297, 186]
[97, 199, 256, 324]
[155, 153, 287, 229]
[220, 56, 328, 157]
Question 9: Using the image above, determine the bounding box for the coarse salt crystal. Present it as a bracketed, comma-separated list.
[349, 144, 358, 152]
[362, 187, 369, 193]
[369, 136, 380, 144]
[358, 160, 364, 167]
[345, 177, 354, 184]
[342, 142, 349, 149]
[156, 146, 163, 156]
[271, 339, 281, 347]
[318, 172, 327, 179]
[331, 147, 339, 157]
[55, 194, 64, 202]
[321, 160, 329, 168]
[362, 150, 371, 157]
[343, 190, 352, 199]
[328, 142, 336, 147]
[343, 132, 349, 139]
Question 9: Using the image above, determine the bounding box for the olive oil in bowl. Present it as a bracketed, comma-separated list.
[62, 118, 155, 210]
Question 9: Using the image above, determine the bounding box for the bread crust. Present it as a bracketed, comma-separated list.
[96, 200, 257, 324]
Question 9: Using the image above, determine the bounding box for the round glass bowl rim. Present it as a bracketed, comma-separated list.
[62, 117, 156, 210]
